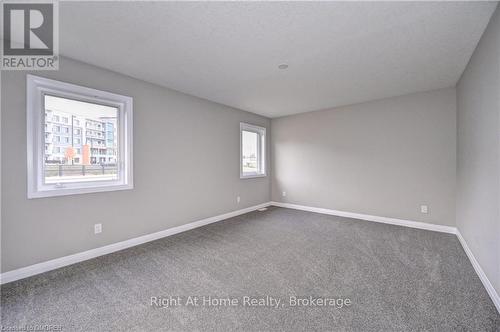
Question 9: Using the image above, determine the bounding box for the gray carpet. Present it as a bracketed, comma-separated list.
[1, 207, 499, 331]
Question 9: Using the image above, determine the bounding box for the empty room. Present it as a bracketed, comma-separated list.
[1, 1, 499, 331]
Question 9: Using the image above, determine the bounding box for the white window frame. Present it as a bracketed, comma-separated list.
[240, 122, 266, 179]
[27, 74, 134, 198]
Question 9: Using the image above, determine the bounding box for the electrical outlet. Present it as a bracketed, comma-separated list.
[94, 223, 102, 234]
[237, 196, 241, 204]
[420, 205, 428, 214]
[282, 191, 287, 197]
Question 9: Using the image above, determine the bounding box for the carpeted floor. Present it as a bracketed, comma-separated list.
[1, 207, 499, 331]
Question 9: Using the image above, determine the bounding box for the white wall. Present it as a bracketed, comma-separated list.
[456, 6, 500, 296]
[272, 88, 457, 226]
[1, 57, 271, 273]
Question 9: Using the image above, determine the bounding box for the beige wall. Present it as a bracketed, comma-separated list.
[272, 88, 457, 226]
[1, 57, 271, 273]
[456, 7, 500, 295]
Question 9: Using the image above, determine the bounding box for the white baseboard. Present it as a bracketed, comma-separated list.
[270, 201, 457, 234]
[456, 230, 500, 313]
[0, 202, 271, 285]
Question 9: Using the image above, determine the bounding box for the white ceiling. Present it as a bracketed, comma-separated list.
[60, 1, 497, 118]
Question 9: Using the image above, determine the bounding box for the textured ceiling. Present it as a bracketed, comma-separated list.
[60, 2, 497, 118]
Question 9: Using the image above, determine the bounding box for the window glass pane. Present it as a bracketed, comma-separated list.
[242, 130, 259, 174]
[44, 95, 119, 184]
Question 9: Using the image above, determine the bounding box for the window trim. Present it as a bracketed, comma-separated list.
[240, 122, 266, 179]
[27, 74, 134, 199]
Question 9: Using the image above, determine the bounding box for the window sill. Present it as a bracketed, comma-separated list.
[28, 183, 133, 199]
[240, 174, 267, 179]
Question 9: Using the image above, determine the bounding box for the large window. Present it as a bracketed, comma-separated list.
[27, 75, 133, 198]
[240, 123, 266, 178]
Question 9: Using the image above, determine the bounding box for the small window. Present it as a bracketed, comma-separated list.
[27, 75, 133, 198]
[240, 122, 266, 178]
[62, 117, 68, 123]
